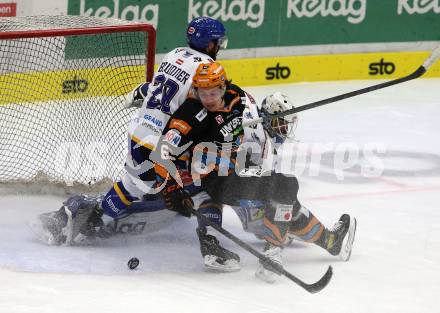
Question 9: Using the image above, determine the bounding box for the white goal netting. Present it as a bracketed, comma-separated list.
[0, 15, 155, 192]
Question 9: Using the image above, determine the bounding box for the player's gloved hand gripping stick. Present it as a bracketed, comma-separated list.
[161, 178, 194, 218]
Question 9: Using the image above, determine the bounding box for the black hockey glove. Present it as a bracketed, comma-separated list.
[161, 182, 194, 218]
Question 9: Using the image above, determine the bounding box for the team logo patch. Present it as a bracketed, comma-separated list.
[244, 112, 253, 119]
[274, 204, 293, 222]
[215, 115, 224, 124]
[220, 117, 242, 140]
[164, 129, 182, 147]
[187, 26, 195, 34]
[196, 108, 208, 121]
[143, 114, 163, 127]
[169, 118, 192, 135]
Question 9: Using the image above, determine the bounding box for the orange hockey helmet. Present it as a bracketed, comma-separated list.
[192, 62, 227, 88]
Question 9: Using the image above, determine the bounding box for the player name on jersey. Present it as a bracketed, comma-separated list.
[157, 62, 191, 84]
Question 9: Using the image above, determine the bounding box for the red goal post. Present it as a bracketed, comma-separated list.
[0, 18, 156, 82]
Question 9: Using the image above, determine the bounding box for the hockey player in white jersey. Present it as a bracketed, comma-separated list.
[35, 16, 229, 244]
[34, 17, 267, 273]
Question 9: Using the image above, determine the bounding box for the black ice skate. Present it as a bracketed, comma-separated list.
[196, 227, 240, 272]
[326, 214, 357, 261]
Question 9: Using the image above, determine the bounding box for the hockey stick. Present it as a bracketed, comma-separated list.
[191, 208, 333, 293]
[243, 45, 440, 127]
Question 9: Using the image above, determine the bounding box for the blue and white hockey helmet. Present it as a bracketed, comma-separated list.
[261, 92, 298, 142]
[187, 17, 227, 52]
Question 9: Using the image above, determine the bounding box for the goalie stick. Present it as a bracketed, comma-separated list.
[191, 208, 333, 293]
[243, 45, 440, 128]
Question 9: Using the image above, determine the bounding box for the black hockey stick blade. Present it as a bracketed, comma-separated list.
[243, 45, 440, 127]
[191, 208, 332, 293]
[282, 265, 333, 294]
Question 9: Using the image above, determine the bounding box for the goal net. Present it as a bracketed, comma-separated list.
[0, 15, 156, 192]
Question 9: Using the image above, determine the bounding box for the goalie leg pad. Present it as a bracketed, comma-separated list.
[32, 208, 69, 245]
[63, 195, 105, 245]
[34, 195, 104, 246]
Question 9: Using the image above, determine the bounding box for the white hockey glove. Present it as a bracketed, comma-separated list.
[124, 82, 149, 108]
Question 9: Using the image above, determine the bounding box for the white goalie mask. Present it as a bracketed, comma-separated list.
[261, 92, 298, 141]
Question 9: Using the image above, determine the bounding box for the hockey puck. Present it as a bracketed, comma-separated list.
[127, 257, 140, 270]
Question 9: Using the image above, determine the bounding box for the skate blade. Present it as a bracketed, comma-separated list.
[255, 266, 277, 284]
[339, 216, 357, 261]
[203, 255, 241, 273]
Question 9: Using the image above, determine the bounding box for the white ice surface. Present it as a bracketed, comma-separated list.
[1, 78, 440, 313]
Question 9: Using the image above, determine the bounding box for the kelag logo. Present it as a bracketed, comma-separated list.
[266, 63, 291, 80]
[369, 59, 396, 76]
[73, 0, 159, 28]
[189, 0, 265, 28]
[62, 76, 89, 94]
